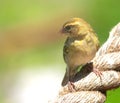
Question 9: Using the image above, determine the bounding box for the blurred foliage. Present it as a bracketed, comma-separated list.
[0, 0, 120, 103]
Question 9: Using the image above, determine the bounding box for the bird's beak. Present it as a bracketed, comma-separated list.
[60, 28, 64, 34]
[60, 28, 67, 34]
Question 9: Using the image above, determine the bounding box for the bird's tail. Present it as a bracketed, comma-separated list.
[61, 66, 77, 86]
[61, 69, 69, 86]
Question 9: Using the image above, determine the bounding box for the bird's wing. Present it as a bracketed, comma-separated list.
[63, 38, 70, 63]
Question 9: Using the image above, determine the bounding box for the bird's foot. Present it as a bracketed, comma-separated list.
[93, 68, 102, 79]
[67, 81, 76, 92]
[86, 62, 102, 79]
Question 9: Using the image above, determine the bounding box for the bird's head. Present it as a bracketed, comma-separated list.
[61, 18, 93, 37]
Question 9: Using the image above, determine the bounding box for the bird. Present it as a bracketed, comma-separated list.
[61, 18, 100, 86]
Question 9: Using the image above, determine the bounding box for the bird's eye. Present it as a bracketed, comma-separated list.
[65, 26, 71, 31]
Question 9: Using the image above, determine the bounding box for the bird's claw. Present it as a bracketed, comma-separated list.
[93, 68, 102, 79]
[67, 81, 76, 92]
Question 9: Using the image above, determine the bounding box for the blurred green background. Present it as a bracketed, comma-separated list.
[0, 0, 120, 103]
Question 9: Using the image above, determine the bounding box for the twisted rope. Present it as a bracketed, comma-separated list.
[51, 23, 120, 103]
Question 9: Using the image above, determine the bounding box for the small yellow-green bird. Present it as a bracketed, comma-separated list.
[61, 18, 100, 86]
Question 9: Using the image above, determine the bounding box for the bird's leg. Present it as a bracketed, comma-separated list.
[67, 67, 78, 92]
[92, 68, 102, 77]
[87, 62, 102, 78]
[67, 81, 76, 92]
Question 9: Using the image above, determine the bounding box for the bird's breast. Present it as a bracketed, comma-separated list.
[64, 37, 98, 66]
